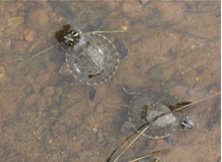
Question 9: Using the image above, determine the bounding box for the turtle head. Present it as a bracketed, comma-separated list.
[55, 24, 80, 47]
[179, 116, 193, 131]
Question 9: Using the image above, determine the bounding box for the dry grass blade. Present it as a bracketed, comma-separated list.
[84, 29, 129, 35]
[128, 148, 171, 162]
[8, 45, 55, 65]
[27, 45, 55, 62]
[111, 92, 221, 162]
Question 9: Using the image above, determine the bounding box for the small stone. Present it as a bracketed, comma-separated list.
[25, 93, 40, 105]
[26, 8, 49, 30]
[0, 66, 7, 84]
[43, 86, 55, 97]
[56, 86, 63, 97]
[8, 17, 24, 29]
[73, 136, 77, 140]
[93, 127, 98, 133]
[97, 130, 104, 142]
[37, 97, 47, 111]
[96, 104, 104, 113]
[13, 40, 29, 55]
[35, 70, 51, 85]
[33, 84, 41, 93]
[50, 109, 59, 118]
[121, 2, 142, 18]
[139, 0, 150, 6]
[24, 28, 36, 42]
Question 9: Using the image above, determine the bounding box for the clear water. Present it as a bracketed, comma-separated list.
[0, 1, 220, 162]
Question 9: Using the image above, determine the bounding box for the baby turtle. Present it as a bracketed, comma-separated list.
[121, 88, 193, 141]
[55, 25, 127, 100]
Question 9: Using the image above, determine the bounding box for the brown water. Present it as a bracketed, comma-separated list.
[0, 1, 220, 162]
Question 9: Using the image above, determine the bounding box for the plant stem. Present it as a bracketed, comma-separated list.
[27, 45, 55, 62]
[84, 29, 128, 35]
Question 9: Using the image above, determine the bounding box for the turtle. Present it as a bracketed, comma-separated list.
[55, 24, 127, 100]
[121, 87, 193, 142]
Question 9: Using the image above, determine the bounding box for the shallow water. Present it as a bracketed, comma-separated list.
[0, 1, 220, 162]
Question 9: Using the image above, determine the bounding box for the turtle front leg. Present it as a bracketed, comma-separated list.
[165, 134, 177, 146]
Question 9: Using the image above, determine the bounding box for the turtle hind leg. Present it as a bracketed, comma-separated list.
[89, 86, 96, 101]
[165, 134, 177, 146]
[114, 38, 128, 59]
[121, 121, 134, 134]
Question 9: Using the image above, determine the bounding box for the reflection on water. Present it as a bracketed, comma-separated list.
[0, 1, 220, 162]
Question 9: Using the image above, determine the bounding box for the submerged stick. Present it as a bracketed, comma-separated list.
[84, 29, 128, 35]
[129, 148, 171, 162]
[27, 45, 55, 62]
[110, 92, 221, 162]
[8, 45, 55, 65]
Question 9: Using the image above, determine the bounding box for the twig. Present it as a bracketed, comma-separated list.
[128, 148, 170, 162]
[84, 29, 129, 35]
[27, 45, 55, 62]
[173, 92, 220, 113]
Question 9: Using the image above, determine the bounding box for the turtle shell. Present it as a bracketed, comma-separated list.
[65, 32, 120, 86]
[128, 89, 179, 139]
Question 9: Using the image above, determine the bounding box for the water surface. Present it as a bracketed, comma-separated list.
[0, 1, 220, 162]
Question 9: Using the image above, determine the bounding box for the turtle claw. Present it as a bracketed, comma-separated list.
[121, 84, 137, 95]
[121, 121, 134, 134]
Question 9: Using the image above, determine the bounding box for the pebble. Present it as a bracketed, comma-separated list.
[0, 66, 7, 84]
[93, 127, 98, 133]
[35, 70, 51, 85]
[96, 103, 104, 113]
[37, 97, 47, 111]
[97, 130, 104, 142]
[8, 17, 24, 29]
[43, 86, 55, 97]
[33, 84, 41, 93]
[13, 40, 29, 55]
[24, 93, 40, 105]
[26, 8, 49, 30]
[121, 2, 142, 18]
[56, 86, 63, 98]
[24, 28, 36, 42]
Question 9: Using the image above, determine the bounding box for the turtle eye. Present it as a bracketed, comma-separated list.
[73, 32, 79, 38]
